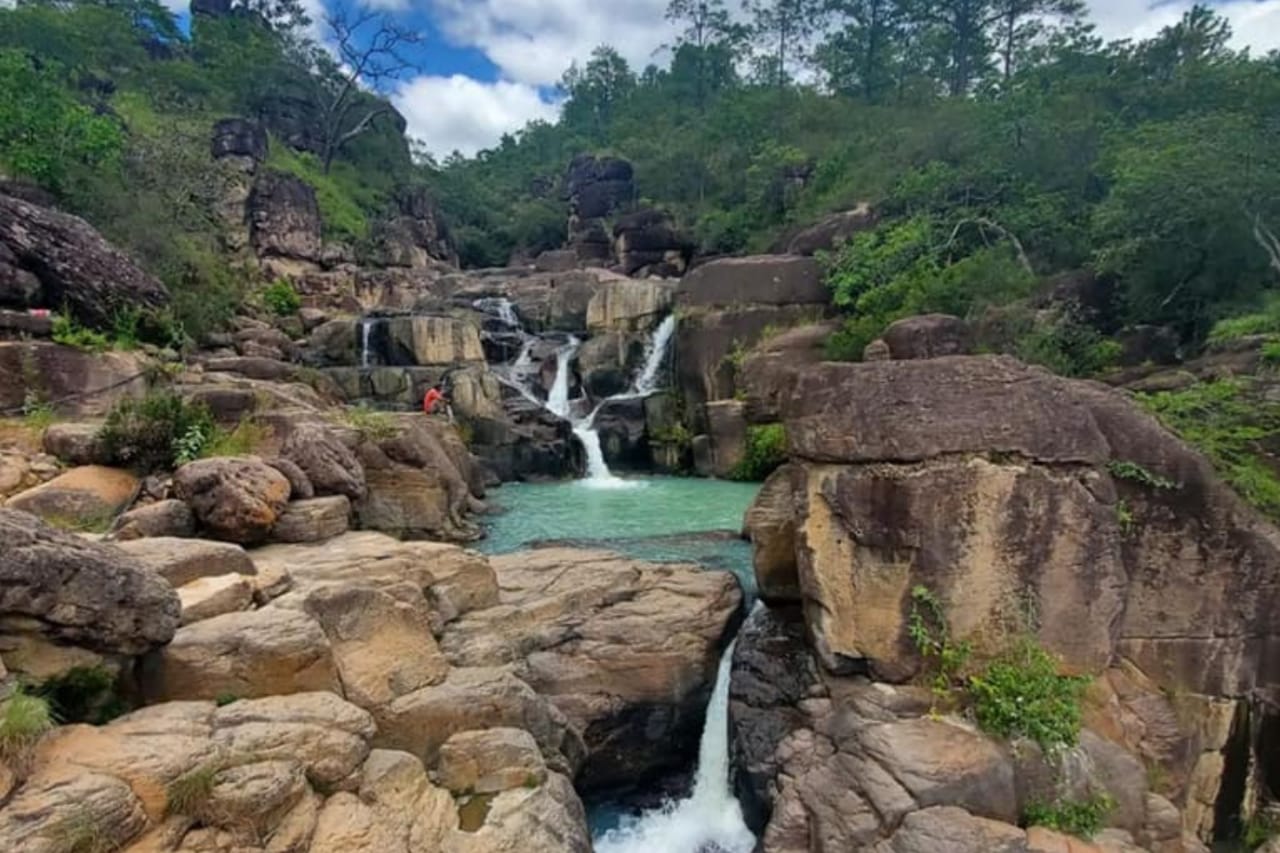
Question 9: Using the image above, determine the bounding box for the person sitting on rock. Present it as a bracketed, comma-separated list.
[423, 384, 454, 422]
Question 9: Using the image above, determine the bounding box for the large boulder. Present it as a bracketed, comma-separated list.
[0, 342, 148, 418]
[586, 277, 675, 332]
[0, 508, 181, 660]
[677, 255, 827, 309]
[281, 421, 367, 501]
[4, 465, 139, 531]
[878, 313, 974, 360]
[248, 170, 323, 262]
[0, 193, 170, 328]
[116, 536, 256, 588]
[567, 154, 634, 221]
[742, 464, 801, 602]
[370, 186, 458, 269]
[383, 314, 485, 366]
[210, 117, 268, 162]
[774, 204, 878, 256]
[439, 548, 742, 791]
[612, 208, 693, 277]
[172, 457, 292, 544]
[776, 355, 1280, 699]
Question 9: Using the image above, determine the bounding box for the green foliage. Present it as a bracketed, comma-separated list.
[907, 586, 972, 701]
[213, 692, 240, 708]
[0, 688, 55, 763]
[1106, 460, 1177, 491]
[1024, 793, 1115, 839]
[44, 810, 115, 853]
[22, 394, 57, 431]
[99, 392, 216, 473]
[1264, 340, 1280, 367]
[1208, 295, 1280, 343]
[200, 418, 270, 459]
[339, 404, 399, 442]
[1244, 810, 1279, 850]
[968, 638, 1089, 754]
[166, 763, 220, 818]
[32, 666, 127, 725]
[266, 141, 374, 242]
[730, 423, 787, 481]
[51, 314, 111, 353]
[1138, 379, 1280, 519]
[1013, 313, 1123, 378]
[262, 279, 302, 316]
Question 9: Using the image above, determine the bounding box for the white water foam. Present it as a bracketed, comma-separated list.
[593, 641, 755, 853]
[546, 337, 579, 419]
[633, 314, 677, 395]
[359, 317, 375, 369]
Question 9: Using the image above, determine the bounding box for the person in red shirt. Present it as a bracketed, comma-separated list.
[423, 385, 444, 415]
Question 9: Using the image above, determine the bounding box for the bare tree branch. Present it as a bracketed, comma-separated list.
[942, 217, 1035, 275]
[1251, 211, 1280, 277]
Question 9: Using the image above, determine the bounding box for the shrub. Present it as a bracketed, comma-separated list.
[200, 418, 270, 458]
[1106, 460, 1177, 490]
[907, 585, 971, 701]
[1208, 295, 1280, 343]
[1014, 314, 1121, 378]
[0, 688, 55, 764]
[1023, 793, 1115, 839]
[262, 279, 301, 316]
[99, 392, 215, 472]
[32, 666, 127, 725]
[968, 638, 1089, 754]
[730, 423, 787, 481]
[51, 313, 110, 352]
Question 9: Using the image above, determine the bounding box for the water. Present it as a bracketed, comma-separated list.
[473, 296, 520, 327]
[593, 642, 755, 853]
[633, 314, 677, 395]
[359, 317, 375, 369]
[546, 336, 580, 419]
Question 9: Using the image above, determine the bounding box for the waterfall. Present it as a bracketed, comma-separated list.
[593, 640, 756, 853]
[359, 317, 375, 369]
[474, 296, 520, 328]
[633, 314, 677, 395]
[546, 337, 579, 419]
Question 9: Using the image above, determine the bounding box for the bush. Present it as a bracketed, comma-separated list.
[99, 391, 215, 472]
[51, 313, 110, 352]
[32, 666, 126, 725]
[907, 585, 972, 702]
[165, 763, 220, 818]
[1208, 294, 1280, 343]
[1014, 314, 1121, 378]
[262, 279, 301, 316]
[0, 687, 55, 763]
[1024, 793, 1115, 839]
[200, 418, 269, 458]
[968, 638, 1089, 754]
[730, 423, 787, 481]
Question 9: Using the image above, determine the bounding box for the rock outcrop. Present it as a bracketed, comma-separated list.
[172, 457, 292, 544]
[0, 193, 170, 328]
[248, 170, 323, 263]
[0, 342, 148, 418]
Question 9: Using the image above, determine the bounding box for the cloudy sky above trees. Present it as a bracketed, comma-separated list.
[312, 0, 1280, 158]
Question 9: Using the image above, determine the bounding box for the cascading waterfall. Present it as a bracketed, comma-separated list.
[473, 298, 679, 486]
[359, 317, 375, 369]
[593, 639, 756, 853]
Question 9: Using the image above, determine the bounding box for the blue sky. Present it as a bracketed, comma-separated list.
[178, 0, 1280, 158]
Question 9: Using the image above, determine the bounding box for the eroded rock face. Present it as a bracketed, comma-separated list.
[678, 255, 826, 309]
[4, 465, 139, 529]
[281, 422, 367, 501]
[249, 170, 323, 262]
[0, 193, 170, 329]
[0, 342, 148, 418]
[0, 509, 180, 660]
[172, 457, 292, 544]
[742, 465, 801, 603]
[439, 547, 742, 791]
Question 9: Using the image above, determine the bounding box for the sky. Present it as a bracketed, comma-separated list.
[176, 0, 1280, 159]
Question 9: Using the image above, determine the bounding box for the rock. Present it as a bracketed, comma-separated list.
[374, 666, 585, 776]
[305, 317, 358, 365]
[567, 154, 634, 221]
[436, 727, 546, 795]
[0, 509, 180, 657]
[739, 321, 839, 424]
[0, 768, 149, 853]
[534, 249, 578, 272]
[281, 421, 367, 500]
[177, 573, 254, 625]
[115, 536, 256, 588]
[140, 607, 340, 702]
[593, 396, 650, 471]
[439, 548, 741, 791]
[172, 457, 291, 544]
[677, 255, 827, 309]
[41, 422, 107, 466]
[210, 117, 267, 161]
[203, 355, 298, 382]
[383, 314, 485, 366]
[777, 204, 878, 256]
[248, 170, 322, 262]
[294, 583, 449, 709]
[706, 399, 748, 478]
[586, 278, 675, 332]
[5, 465, 139, 530]
[870, 806, 1028, 853]
[272, 495, 350, 543]
[729, 604, 823, 829]
[880, 314, 974, 360]
[612, 208, 693, 277]
[357, 419, 479, 542]
[447, 771, 591, 853]
[108, 494, 192, 540]
[369, 186, 458, 269]
[743, 465, 801, 602]
[0, 193, 170, 329]
[0, 341, 148, 418]
[264, 455, 314, 500]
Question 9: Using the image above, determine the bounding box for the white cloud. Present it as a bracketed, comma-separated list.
[393, 74, 559, 158]
[1087, 0, 1280, 54]
[429, 0, 680, 86]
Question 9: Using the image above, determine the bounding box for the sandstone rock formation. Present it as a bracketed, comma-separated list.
[0, 341, 148, 418]
[172, 457, 292, 544]
[4, 465, 139, 530]
[249, 170, 323, 263]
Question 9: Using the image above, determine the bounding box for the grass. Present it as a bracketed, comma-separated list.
[199, 419, 271, 459]
[1245, 810, 1279, 850]
[336, 404, 399, 442]
[1208, 295, 1280, 343]
[266, 139, 376, 243]
[0, 688, 55, 765]
[1106, 460, 1177, 491]
[1137, 378, 1280, 520]
[1024, 792, 1115, 839]
[165, 762, 220, 818]
[44, 810, 116, 853]
[21, 394, 56, 431]
[41, 508, 118, 535]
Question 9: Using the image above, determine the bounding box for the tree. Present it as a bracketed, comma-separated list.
[316, 6, 421, 173]
[990, 0, 1086, 84]
[561, 46, 636, 139]
[817, 0, 907, 102]
[1138, 4, 1234, 79]
[746, 0, 825, 89]
[912, 0, 999, 97]
[665, 0, 743, 108]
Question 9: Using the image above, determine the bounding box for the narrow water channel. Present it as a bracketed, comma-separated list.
[478, 477, 761, 853]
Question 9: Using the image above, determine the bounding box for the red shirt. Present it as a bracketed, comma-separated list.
[423, 388, 443, 413]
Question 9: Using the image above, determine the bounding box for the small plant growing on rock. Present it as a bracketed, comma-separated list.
[44, 810, 114, 853]
[262, 279, 302, 317]
[730, 423, 787, 482]
[166, 762, 221, 819]
[214, 692, 239, 707]
[907, 585, 972, 702]
[1106, 460, 1176, 491]
[51, 313, 111, 353]
[968, 637, 1089, 754]
[1023, 792, 1115, 839]
[1115, 499, 1136, 536]
[339, 404, 398, 442]
[0, 687, 55, 767]
[33, 666, 127, 725]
